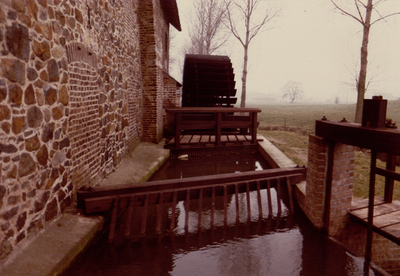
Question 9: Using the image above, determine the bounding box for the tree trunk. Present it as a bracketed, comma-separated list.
[241, 44, 248, 108]
[355, 0, 373, 123]
[240, 0, 251, 108]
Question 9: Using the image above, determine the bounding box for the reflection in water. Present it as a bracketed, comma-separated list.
[68, 189, 374, 276]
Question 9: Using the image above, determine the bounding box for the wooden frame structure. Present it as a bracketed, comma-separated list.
[166, 107, 261, 148]
[315, 119, 400, 271]
[77, 167, 306, 242]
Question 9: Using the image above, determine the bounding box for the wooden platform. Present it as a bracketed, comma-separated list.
[349, 198, 400, 245]
[165, 134, 259, 148]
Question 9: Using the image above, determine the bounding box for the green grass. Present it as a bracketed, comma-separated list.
[255, 101, 400, 200]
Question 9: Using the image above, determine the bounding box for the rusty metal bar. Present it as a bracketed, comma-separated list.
[140, 194, 149, 235]
[108, 196, 119, 243]
[124, 195, 135, 238]
[364, 150, 377, 273]
[170, 190, 178, 231]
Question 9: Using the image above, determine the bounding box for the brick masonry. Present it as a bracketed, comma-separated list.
[302, 134, 400, 273]
[0, 0, 181, 261]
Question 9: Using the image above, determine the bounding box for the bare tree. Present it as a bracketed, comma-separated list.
[184, 0, 228, 55]
[282, 81, 304, 104]
[224, 0, 280, 108]
[331, 0, 400, 123]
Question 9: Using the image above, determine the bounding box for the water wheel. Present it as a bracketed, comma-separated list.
[182, 54, 237, 107]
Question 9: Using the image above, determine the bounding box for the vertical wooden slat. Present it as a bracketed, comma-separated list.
[223, 185, 228, 226]
[267, 180, 273, 216]
[276, 179, 282, 215]
[216, 112, 222, 146]
[185, 189, 190, 232]
[124, 195, 135, 238]
[211, 186, 215, 229]
[256, 180, 263, 218]
[246, 182, 251, 220]
[108, 196, 119, 243]
[384, 153, 396, 203]
[156, 192, 164, 234]
[170, 190, 178, 231]
[235, 183, 240, 222]
[140, 193, 149, 235]
[286, 177, 294, 213]
[198, 188, 203, 230]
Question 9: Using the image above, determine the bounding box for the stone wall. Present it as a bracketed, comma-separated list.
[0, 0, 181, 261]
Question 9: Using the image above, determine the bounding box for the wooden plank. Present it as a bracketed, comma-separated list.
[315, 120, 400, 155]
[235, 184, 240, 222]
[200, 135, 210, 143]
[180, 135, 192, 144]
[372, 210, 400, 229]
[108, 197, 119, 242]
[257, 180, 263, 219]
[228, 135, 237, 142]
[124, 195, 135, 238]
[350, 202, 400, 220]
[170, 190, 177, 231]
[246, 182, 251, 220]
[198, 188, 203, 230]
[381, 223, 400, 239]
[140, 194, 149, 235]
[191, 135, 201, 144]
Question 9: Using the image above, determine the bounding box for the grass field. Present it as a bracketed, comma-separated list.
[252, 101, 400, 200]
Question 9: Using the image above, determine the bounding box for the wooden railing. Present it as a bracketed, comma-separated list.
[166, 107, 261, 148]
[77, 166, 306, 242]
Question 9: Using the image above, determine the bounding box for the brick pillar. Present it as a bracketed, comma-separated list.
[305, 134, 354, 237]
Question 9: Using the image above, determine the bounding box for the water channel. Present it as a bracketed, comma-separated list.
[68, 151, 377, 275]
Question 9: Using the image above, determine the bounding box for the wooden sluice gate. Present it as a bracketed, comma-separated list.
[77, 167, 306, 242]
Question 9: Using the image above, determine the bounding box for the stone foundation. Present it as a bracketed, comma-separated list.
[0, 0, 181, 261]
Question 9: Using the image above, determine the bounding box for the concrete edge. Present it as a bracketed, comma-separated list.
[0, 214, 104, 276]
[257, 134, 298, 169]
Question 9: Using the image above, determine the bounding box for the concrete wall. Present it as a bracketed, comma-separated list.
[0, 0, 181, 261]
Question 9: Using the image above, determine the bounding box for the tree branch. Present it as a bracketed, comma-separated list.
[331, 0, 364, 25]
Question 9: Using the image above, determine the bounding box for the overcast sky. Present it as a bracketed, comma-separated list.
[170, 0, 400, 104]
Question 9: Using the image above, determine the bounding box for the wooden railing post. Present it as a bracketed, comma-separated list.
[216, 112, 222, 146]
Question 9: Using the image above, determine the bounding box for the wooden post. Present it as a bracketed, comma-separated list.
[384, 154, 396, 203]
[170, 190, 178, 231]
[216, 112, 222, 146]
[124, 195, 135, 238]
[175, 113, 182, 148]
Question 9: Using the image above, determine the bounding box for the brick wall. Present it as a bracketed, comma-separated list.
[303, 134, 400, 274]
[0, 0, 179, 261]
[303, 134, 354, 236]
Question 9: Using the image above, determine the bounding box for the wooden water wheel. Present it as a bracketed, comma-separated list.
[182, 54, 237, 107]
